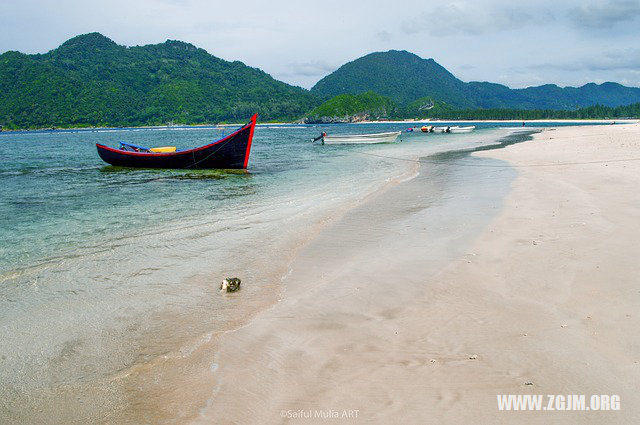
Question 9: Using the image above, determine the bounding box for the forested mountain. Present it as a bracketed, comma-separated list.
[311, 50, 640, 110]
[2, 38, 639, 130]
[0, 33, 318, 129]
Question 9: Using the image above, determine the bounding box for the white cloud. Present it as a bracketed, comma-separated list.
[569, 0, 640, 29]
[401, 2, 551, 36]
[1, 0, 639, 89]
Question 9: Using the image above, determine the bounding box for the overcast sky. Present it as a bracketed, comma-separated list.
[1, 0, 639, 89]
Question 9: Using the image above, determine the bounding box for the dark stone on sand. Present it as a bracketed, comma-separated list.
[221, 277, 241, 292]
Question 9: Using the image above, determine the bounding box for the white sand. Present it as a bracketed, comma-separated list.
[194, 124, 640, 424]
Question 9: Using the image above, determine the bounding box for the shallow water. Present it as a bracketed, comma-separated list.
[0, 122, 606, 423]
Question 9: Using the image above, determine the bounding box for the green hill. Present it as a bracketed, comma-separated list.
[311, 50, 470, 107]
[0, 33, 319, 129]
[306, 91, 397, 123]
[311, 50, 640, 110]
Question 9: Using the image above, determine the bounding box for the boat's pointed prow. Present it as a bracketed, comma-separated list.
[243, 114, 258, 169]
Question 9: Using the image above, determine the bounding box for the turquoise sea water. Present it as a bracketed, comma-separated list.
[0, 120, 597, 272]
[0, 121, 617, 422]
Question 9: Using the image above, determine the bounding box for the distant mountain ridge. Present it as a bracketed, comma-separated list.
[311, 50, 640, 110]
[0, 33, 317, 129]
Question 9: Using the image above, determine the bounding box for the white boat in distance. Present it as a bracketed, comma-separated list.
[432, 125, 475, 134]
[450, 126, 475, 133]
[318, 131, 402, 145]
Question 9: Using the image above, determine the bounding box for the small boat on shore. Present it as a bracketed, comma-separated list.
[313, 131, 401, 145]
[96, 115, 257, 169]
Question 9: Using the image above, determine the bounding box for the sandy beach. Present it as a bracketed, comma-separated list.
[191, 124, 640, 424]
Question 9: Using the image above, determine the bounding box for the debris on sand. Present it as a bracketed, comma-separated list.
[221, 277, 241, 293]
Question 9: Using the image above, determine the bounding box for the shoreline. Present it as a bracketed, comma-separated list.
[112, 128, 526, 424]
[192, 123, 640, 423]
[361, 118, 639, 124]
[98, 127, 535, 424]
[191, 130, 525, 423]
[1, 119, 638, 134]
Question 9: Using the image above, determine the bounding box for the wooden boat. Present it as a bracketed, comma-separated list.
[96, 115, 257, 169]
[315, 131, 401, 145]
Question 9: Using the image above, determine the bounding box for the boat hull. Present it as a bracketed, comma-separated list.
[430, 125, 475, 134]
[449, 126, 475, 133]
[322, 131, 401, 145]
[96, 115, 257, 169]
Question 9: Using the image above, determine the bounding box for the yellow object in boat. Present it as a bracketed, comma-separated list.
[149, 146, 177, 153]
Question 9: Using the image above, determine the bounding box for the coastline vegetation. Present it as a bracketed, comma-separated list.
[407, 101, 640, 121]
[305, 91, 397, 123]
[306, 94, 640, 123]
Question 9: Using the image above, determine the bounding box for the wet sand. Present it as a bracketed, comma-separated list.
[194, 124, 640, 424]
